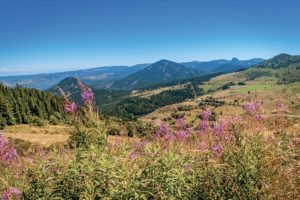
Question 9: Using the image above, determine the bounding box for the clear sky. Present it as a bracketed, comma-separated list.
[1, 0, 300, 76]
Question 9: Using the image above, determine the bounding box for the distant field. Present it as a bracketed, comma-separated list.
[3, 125, 73, 146]
[3, 124, 139, 146]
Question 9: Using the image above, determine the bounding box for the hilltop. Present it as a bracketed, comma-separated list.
[112, 59, 201, 90]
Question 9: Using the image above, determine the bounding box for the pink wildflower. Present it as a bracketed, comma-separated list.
[2, 187, 21, 200]
[202, 109, 212, 121]
[0, 132, 18, 163]
[255, 113, 264, 121]
[176, 130, 188, 140]
[64, 101, 77, 113]
[276, 101, 285, 112]
[198, 120, 209, 134]
[79, 82, 95, 104]
[243, 102, 260, 113]
[153, 123, 171, 140]
[175, 117, 185, 130]
[212, 144, 223, 156]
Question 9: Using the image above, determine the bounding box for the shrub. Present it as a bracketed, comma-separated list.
[49, 115, 60, 125]
[32, 117, 46, 127]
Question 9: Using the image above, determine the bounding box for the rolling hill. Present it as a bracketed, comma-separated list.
[254, 53, 300, 69]
[112, 59, 201, 90]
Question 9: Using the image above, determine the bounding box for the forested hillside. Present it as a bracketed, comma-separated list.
[0, 84, 66, 128]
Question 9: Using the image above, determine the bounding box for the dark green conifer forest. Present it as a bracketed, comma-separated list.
[0, 84, 66, 128]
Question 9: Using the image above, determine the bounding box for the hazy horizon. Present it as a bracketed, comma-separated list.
[1, 0, 300, 76]
[0, 55, 269, 77]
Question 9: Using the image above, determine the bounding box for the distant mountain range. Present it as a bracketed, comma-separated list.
[112, 59, 201, 90]
[212, 58, 265, 73]
[0, 64, 149, 90]
[0, 57, 265, 90]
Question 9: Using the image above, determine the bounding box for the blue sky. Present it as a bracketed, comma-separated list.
[1, 0, 300, 76]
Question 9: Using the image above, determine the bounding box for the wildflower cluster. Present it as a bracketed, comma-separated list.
[0, 131, 21, 200]
[150, 109, 234, 157]
[0, 131, 17, 163]
[79, 81, 95, 105]
[243, 101, 264, 121]
[2, 188, 21, 200]
[64, 101, 78, 113]
[58, 86, 78, 114]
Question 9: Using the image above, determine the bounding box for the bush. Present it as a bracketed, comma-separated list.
[238, 81, 246, 85]
[32, 117, 46, 127]
[49, 115, 60, 125]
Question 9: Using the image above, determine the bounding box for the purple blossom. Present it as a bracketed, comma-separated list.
[175, 117, 185, 130]
[153, 123, 171, 139]
[164, 132, 175, 142]
[212, 144, 223, 156]
[198, 120, 209, 134]
[79, 83, 95, 104]
[212, 122, 226, 136]
[0, 132, 18, 163]
[64, 101, 77, 113]
[176, 130, 188, 140]
[276, 101, 285, 112]
[243, 102, 264, 122]
[255, 113, 264, 121]
[202, 109, 212, 121]
[243, 102, 260, 113]
[3, 149, 17, 162]
[2, 187, 21, 200]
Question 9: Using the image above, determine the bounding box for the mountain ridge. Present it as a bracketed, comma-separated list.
[0, 57, 266, 90]
[112, 59, 201, 90]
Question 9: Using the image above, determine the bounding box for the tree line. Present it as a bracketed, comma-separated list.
[0, 84, 67, 128]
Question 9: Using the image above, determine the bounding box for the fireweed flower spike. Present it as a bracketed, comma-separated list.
[64, 101, 78, 113]
[212, 144, 223, 156]
[202, 109, 212, 121]
[0, 132, 18, 163]
[153, 123, 171, 140]
[79, 81, 95, 105]
[198, 120, 209, 134]
[276, 100, 285, 112]
[243, 102, 260, 113]
[175, 117, 185, 130]
[212, 122, 225, 136]
[176, 130, 188, 140]
[2, 188, 21, 200]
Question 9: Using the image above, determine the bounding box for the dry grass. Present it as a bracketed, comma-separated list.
[3, 125, 73, 146]
[141, 77, 300, 129]
[3, 124, 139, 146]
